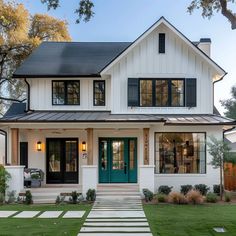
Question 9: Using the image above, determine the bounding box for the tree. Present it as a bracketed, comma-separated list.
[221, 85, 236, 119]
[187, 0, 236, 29]
[207, 136, 234, 200]
[0, 0, 71, 115]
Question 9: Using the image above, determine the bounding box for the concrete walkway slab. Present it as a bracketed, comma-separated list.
[63, 211, 86, 218]
[13, 211, 40, 218]
[0, 211, 18, 218]
[78, 234, 153, 236]
[38, 211, 63, 218]
[88, 210, 145, 218]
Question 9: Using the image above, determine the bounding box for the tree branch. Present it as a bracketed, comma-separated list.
[220, 0, 236, 29]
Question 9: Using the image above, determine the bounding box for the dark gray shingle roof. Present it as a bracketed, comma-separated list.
[13, 42, 131, 78]
[1, 103, 234, 125]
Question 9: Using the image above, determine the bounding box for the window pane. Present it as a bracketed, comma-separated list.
[156, 80, 168, 106]
[140, 80, 153, 106]
[101, 140, 108, 171]
[112, 141, 124, 170]
[129, 140, 135, 170]
[94, 81, 105, 106]
[65, 141, 77, 172]
[53, 82, 65, 105]
[67, 81, 80, 105]
[171, 80, 184, 106]
[48, 140, 61, 172]
[155, 133, 206, 174]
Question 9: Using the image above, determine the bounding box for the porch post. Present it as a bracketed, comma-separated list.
[11, 128, 19, 165]
[87, 128, 93, 165]
[143, 128, 149, 165]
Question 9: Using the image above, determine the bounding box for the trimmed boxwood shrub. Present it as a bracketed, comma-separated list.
[213, 184, 223, 196]
[206, 192, 218, 203]
[156, 194, 167, 203]
[194, 184, 210, 196]
[180, 185, 193, 195]
[158, 185, 173, 195]
[143, 189, 154, 202]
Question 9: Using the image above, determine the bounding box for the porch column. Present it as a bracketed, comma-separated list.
[11, 128, 19, 165]
[87, 128, 93, 165]
[143, 128, 149, 165]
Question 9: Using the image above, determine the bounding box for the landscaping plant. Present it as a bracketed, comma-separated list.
[213, 184, 222, 196]
[180, 185, 193, 195]
[143, 189, 154, 202]
[168, 192, 187, 204]
[24, 190, 33, 205]
[206, 192, 218, 203]
[71, 191, 78, 204]
[7, 190, 16, 204]
[86, 189, 96, 201]
[158, 185, 173, 195]
[156, 193, 167, 203]
[194, 184, 209, 196]
[0, 165, 11, 196]
[186, 190, 203, 204]
[224, 192, 231, 202]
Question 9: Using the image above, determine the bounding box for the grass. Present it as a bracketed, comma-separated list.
[144, 204, 236, 236]
[0, 203, 92, 236]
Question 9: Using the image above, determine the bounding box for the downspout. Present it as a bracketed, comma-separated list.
[24, 78, 33, 112]
[213, 72, 228, 114]
[0, 129, 7, 165]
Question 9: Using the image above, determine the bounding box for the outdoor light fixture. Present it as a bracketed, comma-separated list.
[37, 141, 42, 151]
[82, 141, 87, 152]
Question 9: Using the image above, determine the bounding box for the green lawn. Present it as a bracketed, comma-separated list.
[144, 204, 236, 236]
[0, 203, 92, 236]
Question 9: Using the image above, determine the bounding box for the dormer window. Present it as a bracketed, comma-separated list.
[94, 80, 105, 106]
[52, 81, 80, 105]
[159, 33, 165, 53]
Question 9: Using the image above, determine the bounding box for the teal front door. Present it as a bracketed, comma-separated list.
[99, 138, 137, 183]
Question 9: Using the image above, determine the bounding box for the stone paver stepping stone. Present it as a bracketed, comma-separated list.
[0, 211, 18, 218]
[88, 210, 145, 218]
[84, 222, 149, 226]
[78, 234, 152, 236]
[80, 227, 151, 232]
[63, 211, 85, 218]
[38, 211, 63, 218]
[14, 211, 40, 218]
[85, 218, 147, 222]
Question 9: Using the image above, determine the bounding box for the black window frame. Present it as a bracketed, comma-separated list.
[93, 80, 106, 106]
[159, 33, 166, 53]
[154, 132, 207, 175]
[139, 78, 185, 107]
[52, 80, 80, 106]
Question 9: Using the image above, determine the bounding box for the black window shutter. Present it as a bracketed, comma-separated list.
[128, 78, 139, 107]
[159, 33, 165, 53]
[186, 78, 197, 107]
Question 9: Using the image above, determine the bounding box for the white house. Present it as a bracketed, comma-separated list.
[0, 17, 234, 199]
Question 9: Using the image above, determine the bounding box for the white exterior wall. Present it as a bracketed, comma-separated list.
[29, 77, 111, 111]
[106, 23, 215, 114]
[0, 134, 4, 165]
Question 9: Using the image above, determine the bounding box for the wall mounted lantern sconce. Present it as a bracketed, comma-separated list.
[37, 141, 42, 151]
[82, 141, 87, 152]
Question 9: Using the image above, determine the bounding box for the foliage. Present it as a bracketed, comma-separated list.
[186, 190, 204, 204]
[180, 185, 193, 195]
[0, 192, 5, 204]
[143, 189, 154, 202]
[168, 192, 187, 204]
[158, 185, 173, 195]
[221, 86, 236, 119]
[86, 189, 96, 202]
[187, 0, 236, 29]
[213, 184, 223, 196]
[206, 192, 218, 203]
[55, 195, 64, 204]
[24, 190, 33, 204]
[7, 190, 16, 204]
[0, 165, 11, 195]
[156, 193, 167, 203]
[41, 0, 94, 24]
[69, 191, 79, 204]
[0, 0, 71, 115]
[194, 184, 210, 196]
[30, 173, 40, 179]
[224, 192, 231, 202]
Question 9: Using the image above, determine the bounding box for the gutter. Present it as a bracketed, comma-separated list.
[0, 129, 7, 165]
[24, 78, 33, 112]
[223, 126, 235, 140]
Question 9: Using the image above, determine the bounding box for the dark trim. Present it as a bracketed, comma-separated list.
[154, 131, 207, 174]
[24, 78, 33, 112]
[0, 129, 7, 165]
[139, 78, 185, 107]
[13, 74, 101, 79]
[159, 33, 165, 54]
[52, 80, 80, 106]
[100, 16, 226, 74]
[93, 80, 106, 106]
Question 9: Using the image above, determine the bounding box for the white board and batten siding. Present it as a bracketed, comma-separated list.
[29, 77, 111, 111]
[105, 23, 215, 114]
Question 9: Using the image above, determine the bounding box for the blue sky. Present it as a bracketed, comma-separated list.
[16, 0, 236, 114]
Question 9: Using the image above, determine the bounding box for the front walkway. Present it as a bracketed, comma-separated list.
[78, 195, 152, 236]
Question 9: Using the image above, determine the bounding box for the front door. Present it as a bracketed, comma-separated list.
[99, 138, 137, 183]
[46, 138, 78, 184]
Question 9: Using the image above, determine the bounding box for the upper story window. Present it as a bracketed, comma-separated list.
[52, 81, 80, 105]
[139, 79, 185, 107]
[159, 33, 165, 53]
[94, 80, 105, 106]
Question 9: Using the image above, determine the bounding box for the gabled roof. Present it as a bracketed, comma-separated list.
[101, 17, 226, 76]
[13, 42, 131, 78]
